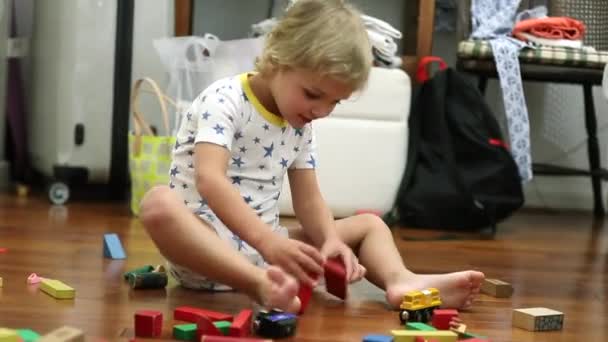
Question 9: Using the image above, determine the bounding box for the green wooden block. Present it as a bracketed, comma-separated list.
[406, 322, 437, 331]
[458, 331, 488, 340]
[213, 321, 231, 335]
[17, 329, 40, 342]
[173, 323, 197, 341]
[123, 265, 154, 280]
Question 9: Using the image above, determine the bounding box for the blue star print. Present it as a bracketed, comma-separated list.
[253, 137, 261, 144]
[174, 140, 181, 150]
[263, 124, 270, 131]
[239, 146, 248, 153]
[232, 156, 244, 168]
[182, 183, 188, 189]
[234, 131, 243, 140]
[186, 112, 192, 121]
[293, 146, 300, 153]
[307, 155, 316, 168]
[263, 143, 274, 158]
[279, 158, 289, 168]
[242, 91, 248, 102]
[243, 195, 253, 204]
[170, 166, 180, 176]
[188, 162, 194, 169]
[231, 176, 242, 185]
[213, 124, 225, 135]
[202, 111, 211, 120]
[232, 234, 245, 251]
[169, 182, 175, 189]
[295, 128, 304, 136]
[258, 185, 264, 191]
[186, 135, 195, 144]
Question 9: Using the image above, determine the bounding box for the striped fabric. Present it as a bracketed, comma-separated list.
[458, 40, 608, 68]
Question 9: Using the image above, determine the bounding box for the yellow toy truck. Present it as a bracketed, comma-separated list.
[398, 288, 442, 324]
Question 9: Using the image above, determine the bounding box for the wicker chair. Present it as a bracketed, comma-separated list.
[455, 0, 608, 216]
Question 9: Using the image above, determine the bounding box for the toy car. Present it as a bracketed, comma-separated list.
[398, 288, 441, 324]
[253, 309, 297, 338]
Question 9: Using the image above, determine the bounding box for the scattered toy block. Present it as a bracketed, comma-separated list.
[38, 326, 85, 342]
[0, 328, 20, 342]
[450, 323, 466, 334]
[103, 233, 126, 259]
[324, 256, 347, 299]
[17, 329, 41, 342]
[512, 307, 564, 331]
[480, 278, 513, 298]
[363, 334, 394, 342]
[229, 309, 253, 337]
[40, 279, 75, 299]
[391, 330, 457, 342]
[431, 309, 458, 330]
[213, 321, 231, 335]
[196, 315, 223, 340]
[406, 322, 436, 331]
[200, 336, 272, 342]
[123, 265, 154, 280]
[134, 310, 163, 337]
[173, 323, 197, 341]
[174, 306, 233, 323]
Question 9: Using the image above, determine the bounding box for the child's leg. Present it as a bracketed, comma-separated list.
[289, 214, 484, 309]
[140, 185, 300, 312]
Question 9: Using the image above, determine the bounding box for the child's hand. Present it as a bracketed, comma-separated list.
[321, 238, 366, 283]
[259, 234, 324, 286]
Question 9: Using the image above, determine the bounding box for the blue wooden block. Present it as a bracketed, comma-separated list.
[363, 334, 393, 342]
[103, 233, 126, 259]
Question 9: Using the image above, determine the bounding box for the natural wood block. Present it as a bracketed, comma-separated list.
[391, 330, 458, 342]
[0, 328, 20, 342]
[40, 279, 75, 299]
[38, 326, 85, 342]
[481, 278, 513, 298]
[0, 276, 3, 288]
[512, 307, 564, 331]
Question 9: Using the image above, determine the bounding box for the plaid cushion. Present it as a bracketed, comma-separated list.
[458, 40, 608, 69]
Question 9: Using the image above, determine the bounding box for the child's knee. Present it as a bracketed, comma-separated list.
[359, 213, 389, 233]
[140, 185, 176, 228]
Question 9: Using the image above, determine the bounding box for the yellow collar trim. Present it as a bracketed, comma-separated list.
[240, 73, 286, 127]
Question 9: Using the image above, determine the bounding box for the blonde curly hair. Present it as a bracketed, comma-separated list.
[255, 0, 372, 91]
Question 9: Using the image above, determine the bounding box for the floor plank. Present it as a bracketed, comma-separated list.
[0, 193, 606, 341]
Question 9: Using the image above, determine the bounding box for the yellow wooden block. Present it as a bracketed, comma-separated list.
[38, 326, 84, 342]
[40, 279, 75, 299]
[0, 328, 20, 342]
[391, 330, 458, 342]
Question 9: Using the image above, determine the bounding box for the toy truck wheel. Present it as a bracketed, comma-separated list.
[422, 308, 433, 323]
[399, 310, 409, 324]
[48, 182, 70, 205]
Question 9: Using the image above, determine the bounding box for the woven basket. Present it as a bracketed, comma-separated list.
[549, 0, 608, 51]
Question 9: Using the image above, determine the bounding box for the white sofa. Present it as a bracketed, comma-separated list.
[278, 67, 412, 218]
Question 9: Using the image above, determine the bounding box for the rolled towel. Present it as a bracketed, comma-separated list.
[513, 16, 586, 41]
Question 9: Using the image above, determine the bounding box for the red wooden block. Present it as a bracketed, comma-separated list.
[134, 310, 163, 337]
[174, 306, 233, 323]
[297, 283, 313, 314]
[200, 336, 272, 342]
[196, 314, 223, 340]
[324, 257, 347, 300]
[414, 338, 439, 342]
[431, 309, 458, 330]
[0, 247, 7, 253]
[228, 309, 253, 337]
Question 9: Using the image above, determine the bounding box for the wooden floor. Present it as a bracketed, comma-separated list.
[0, 193, 606, 342]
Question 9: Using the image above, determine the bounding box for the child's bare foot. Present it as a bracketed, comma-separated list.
[385, 271, 484, 310]
[255, 266, 301, 313]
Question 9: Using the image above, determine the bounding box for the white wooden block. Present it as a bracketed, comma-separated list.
[512, 307, 564, 331]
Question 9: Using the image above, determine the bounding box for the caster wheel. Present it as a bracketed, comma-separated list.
[48, 182, 70, 205]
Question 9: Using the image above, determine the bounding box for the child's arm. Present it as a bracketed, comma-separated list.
[288, 168, 360, 281]
[194, 143, 323, 285]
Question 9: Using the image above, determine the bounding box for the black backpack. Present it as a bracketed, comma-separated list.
[385, 57, 524, 234]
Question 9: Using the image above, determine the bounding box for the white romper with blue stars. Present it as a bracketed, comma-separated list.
[168, 73, 317, 290]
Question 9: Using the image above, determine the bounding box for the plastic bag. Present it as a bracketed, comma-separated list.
[153, 34, 265, 132]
